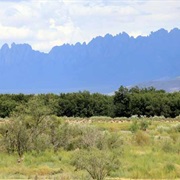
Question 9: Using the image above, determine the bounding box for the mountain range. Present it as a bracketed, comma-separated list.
[132, 77, 180, 92]
[0, 28, 180, 94]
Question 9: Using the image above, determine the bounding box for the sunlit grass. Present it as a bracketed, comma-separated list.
[0, 117, 179, 179]
[92, 121, 132, 131]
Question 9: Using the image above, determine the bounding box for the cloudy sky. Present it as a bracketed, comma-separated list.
[0, 0, 180, 52]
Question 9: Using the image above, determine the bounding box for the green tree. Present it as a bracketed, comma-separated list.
[11, 95, 53, 152]
[114, 86, 131, 117]
[1, 117, 29, 159]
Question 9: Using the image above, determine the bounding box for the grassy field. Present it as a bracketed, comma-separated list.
[0, 116, 180, 179]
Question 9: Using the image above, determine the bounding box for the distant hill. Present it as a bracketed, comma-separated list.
[0, 28, 180, 93]
[133, 77, 180, 92]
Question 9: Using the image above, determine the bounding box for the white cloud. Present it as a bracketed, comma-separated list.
[0, 25, 33, 40]
[0, 0, 180, 52]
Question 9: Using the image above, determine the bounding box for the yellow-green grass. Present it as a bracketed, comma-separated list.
[120, 145, 180, 179]
[0, 117, 179, 179]
[92, 121, 132, 131]
[0, 150, 76, 179]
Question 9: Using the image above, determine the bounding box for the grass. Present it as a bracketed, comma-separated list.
[0, 116, 180, 179]
[0, 150, 76, 179]
[92, 121, 131, 131]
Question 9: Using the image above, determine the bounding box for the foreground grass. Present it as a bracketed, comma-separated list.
[1, 146, 179, 179]
[121, 146, 180, 179]
[0, 150, 77, 179]
[0, 117, 180, 179]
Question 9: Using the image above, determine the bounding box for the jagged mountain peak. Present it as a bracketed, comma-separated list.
[1, 43, 10, 52]
[10, 42, 32, 50]
[0, 28, 180, 93]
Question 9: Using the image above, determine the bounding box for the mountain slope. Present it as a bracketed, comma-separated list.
[0, 28, 180, 93]
[134, 77, 180, 92]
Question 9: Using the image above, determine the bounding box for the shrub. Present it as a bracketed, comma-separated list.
[133, 131, 150, 146]
[33, 133, 51, 153]
[139, 120, 149, 131]
[164, 163, 176, 173]
[1, 118, 29, 158]
[171, 123, 180, 133]
[105, 132, 124, 150]
[161, 140, 175, 153]
[157, 125, 171, 133]
[129, 120, 139, 133]
[80, 126, 103, 149]
[170, 132, 179, 143]
[72, 148, 120, 180]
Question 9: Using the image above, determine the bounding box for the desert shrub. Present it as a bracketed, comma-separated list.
[1, 118, 29, 157]
[170, 132, 180, 143]
[133, 131, 150, 146]
[79, 127, 125, 152]
[164, 163, 176, 173]
[171, 123, 180, 132]
[139, 120, 149, 131]
[80, 126, 104, 149]
[105, 132, 124, 150]
[152, 115, 166, 120]
[157, 125, 171, 133]
[72, 148, 120, 180]
[33, 133, 51, 153]
[51, 123, 83, 151]
[129, 119, 150, 133]
[129, 120, 139, 133]
[161, 140, 175, 153]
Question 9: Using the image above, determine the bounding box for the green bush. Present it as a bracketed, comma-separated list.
[33, 133, 51, 153]
[133, 131, 150, 146]
[161, 140, 175, 153]
[129, 120, 139, 133]
[105, 132, 124, 151]
[80, 126, 104, 150]
[172, 123, 180, 132]
[164, 163, 176, 173]
[72, 148, 120, 180]
[157, 125, 171, 133]
[139, 120, 149, 131]
[1, 118, 29, 157]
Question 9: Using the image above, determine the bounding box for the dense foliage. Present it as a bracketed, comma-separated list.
[0, 86, 179, 119]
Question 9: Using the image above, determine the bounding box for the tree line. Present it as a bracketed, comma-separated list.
[0, 86, 179, 119]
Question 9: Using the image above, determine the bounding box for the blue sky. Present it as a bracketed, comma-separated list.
[0, 0, 180, 52]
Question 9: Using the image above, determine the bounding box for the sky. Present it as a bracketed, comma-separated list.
[0, 0, 180, 52]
